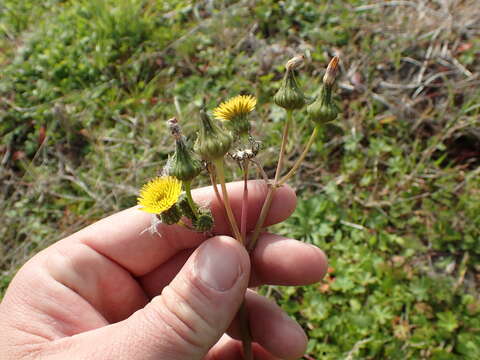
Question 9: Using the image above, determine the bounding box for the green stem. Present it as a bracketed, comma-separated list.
[274, 110, 292, 183]
[239, 300, 253, 360]
[247, 185, 275, 252]
[278, 126, 319, 186]
[212, 158, 242, 243]
[247, 110, 292, 252]
[177, 219, 194, 231]
[208, 163, 223, 205]
[239, 161, 253, 359]
[184, 180, 199, 219]
[212, 161, 252, 359]
[240, 160, 249, 247]
[250, 158, 269, 183]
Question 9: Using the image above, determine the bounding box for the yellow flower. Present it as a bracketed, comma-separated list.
[213, 95, 257, 122]
[137, 176, 182, 214]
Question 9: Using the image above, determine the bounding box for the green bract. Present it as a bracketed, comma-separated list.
[178, 193, 197, 220]
[227, 115, 251, 137]
[307, 85, 338, 124]
[169, 138, 202, 182]
[194, 110, 233, 161]
[159, 204, 182, 225]
[273, 69, 305, 110]
[193, 209, 214, 232]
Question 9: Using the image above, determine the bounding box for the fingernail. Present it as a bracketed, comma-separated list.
[195, 237, 242, 291]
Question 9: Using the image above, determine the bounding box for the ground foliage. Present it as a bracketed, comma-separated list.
[1, 0, 480, 358]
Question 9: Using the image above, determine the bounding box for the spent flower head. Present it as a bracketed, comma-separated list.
[166, 117, 203, 182]
[323, 56, 340, 87]
[137, 176, 182, 214]
[167, 117, 182, 140]
[307, 56, 340, 124]
[194, 109, 233, 161]
[273, 55, 306, 111]
[286, 54, 305, 71]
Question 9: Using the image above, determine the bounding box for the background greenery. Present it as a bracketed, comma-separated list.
[1, 0, 479, 358]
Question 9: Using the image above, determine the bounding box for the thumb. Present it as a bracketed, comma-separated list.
[66, 236, 250, 360]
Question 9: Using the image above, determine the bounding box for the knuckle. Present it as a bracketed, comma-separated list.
[140, 284, 217, 356]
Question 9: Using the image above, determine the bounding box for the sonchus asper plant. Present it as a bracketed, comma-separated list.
[137, 55, 341, 360]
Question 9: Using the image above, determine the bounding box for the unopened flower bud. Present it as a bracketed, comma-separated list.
[194, 110, 233, 161]
[273, 56, 305, 110]
[193, 209, 214, 232]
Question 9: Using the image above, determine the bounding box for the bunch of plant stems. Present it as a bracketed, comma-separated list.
[137, 55, 340, 360]
[207, 56, 340, 359]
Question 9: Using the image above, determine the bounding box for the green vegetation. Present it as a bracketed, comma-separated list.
[1, 0, 479, 358]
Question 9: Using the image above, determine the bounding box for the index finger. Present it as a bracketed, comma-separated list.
[67, 180, 296, 276]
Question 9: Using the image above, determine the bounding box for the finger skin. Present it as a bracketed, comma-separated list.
[140, 234, 328, 295]
[227, 290, 308, 360]
[206, 335, 280, 360]
[140, 249, 194, 296]
[32, 236, 251, 360]
[44, 242, 149, 323]
[250, 233, 328, 286]
[72, 180, 297, 276]
[0, 181, 308, 359]
[143, 267, 310, 359]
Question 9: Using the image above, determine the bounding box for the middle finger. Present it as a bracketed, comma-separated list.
[139, 233, 327, 295]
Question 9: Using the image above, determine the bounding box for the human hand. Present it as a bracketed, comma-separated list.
[0, 181, 327, 360]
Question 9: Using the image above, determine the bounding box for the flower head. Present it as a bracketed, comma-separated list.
[138, 176, 182, 214]
[213, 95, 257, 122]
